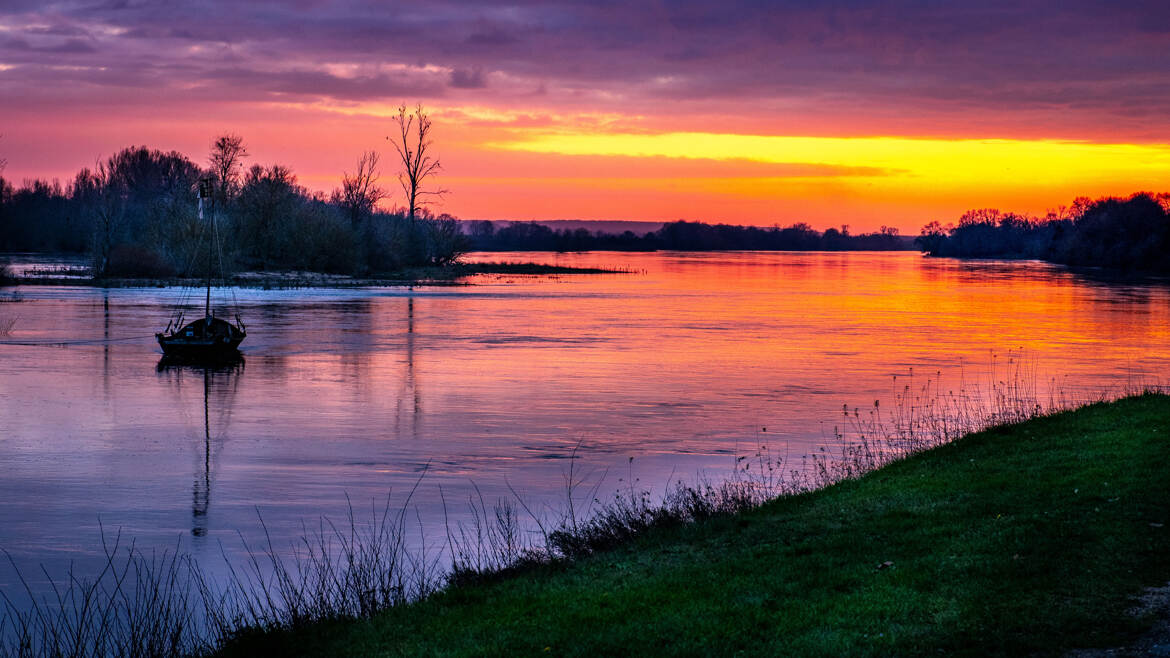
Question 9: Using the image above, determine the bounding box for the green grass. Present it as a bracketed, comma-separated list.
[219, 394, 1170, 657]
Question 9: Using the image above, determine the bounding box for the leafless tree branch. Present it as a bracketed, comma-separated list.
[387, 104, 447, 223]
[334, 150, 388, 227]
[208, 133, 248, 204]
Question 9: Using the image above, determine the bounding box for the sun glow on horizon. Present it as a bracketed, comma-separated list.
[489, 131, 1170, 188]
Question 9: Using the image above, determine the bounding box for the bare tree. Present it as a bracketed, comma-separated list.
[0, 133, 7, 175]
[208, 133, 248, 204]
[386, 104, 446, 223]
[84, 160, 126, 276]
[334, 150, 388, 227]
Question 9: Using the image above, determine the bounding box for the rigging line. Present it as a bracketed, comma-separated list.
[211, 208, 240, 318]
[171, 209, 211, 321]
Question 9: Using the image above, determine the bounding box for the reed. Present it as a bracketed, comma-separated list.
[0, 262, 17, 335]
[195, 492, 442, 646]
[0, 529, 202, 657]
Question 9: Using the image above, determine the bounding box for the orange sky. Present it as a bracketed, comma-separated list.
[3, 2, 1170, 233]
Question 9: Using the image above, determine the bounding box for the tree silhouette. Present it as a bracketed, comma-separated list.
[208, 133, 248, 205]
[387, 104, 446, 223]
[334, 150, 387, 228]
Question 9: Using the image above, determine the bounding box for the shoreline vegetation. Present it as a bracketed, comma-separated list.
[3, 363, 1170, 656]
[0, 126, 469, 281]
[0, 260, 630, 289]
[0, 140, 908, 284]
[465, 218, 912, 252]
[916, 191, 1170, 274]
[5, 182, 1170, 283]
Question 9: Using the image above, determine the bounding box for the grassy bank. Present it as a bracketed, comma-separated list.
[0, 261, 628, 289]
[219, 394, 1170, 657]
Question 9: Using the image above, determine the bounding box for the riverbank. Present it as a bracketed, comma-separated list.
[0, 260, 628, 289]
[219, 394, 1170, 657]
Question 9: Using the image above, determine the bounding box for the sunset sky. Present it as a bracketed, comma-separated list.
[2, 1, 1169, 232]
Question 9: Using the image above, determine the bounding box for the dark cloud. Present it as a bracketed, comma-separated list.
[1, 0, 1168, 133]
[466, 26, 520, 47]
[44, 38, 95, 53]
[449, 67, 486, 89]
[1, 36, 92, 54]
[208, 66, 447, 101]
[24, 24, 89, 37]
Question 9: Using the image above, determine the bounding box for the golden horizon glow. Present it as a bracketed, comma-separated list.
[489, 131, 1170, 188]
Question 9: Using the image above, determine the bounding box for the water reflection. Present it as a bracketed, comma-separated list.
[155, 355, 243, 537]
[3, 251, 1170, 599]
[399, 297, 421, 440]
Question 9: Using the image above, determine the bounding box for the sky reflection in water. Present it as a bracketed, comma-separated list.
[1, 251, 1168, 593]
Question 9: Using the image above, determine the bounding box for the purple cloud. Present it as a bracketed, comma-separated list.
[0, 0, 1167, 136]
[449, 67, 486, 89]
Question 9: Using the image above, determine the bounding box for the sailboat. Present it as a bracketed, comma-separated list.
[156, 178, 246, 358]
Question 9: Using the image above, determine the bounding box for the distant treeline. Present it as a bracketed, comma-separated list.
[0, 145, 468, 277]
[916, 192, 1170, 272]
[467, 220, 911, 252]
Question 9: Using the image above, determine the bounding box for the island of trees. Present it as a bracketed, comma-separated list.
[0, 106, 468, 279]
[915, 192, 1170, 273]
[466, 220, 909, 252]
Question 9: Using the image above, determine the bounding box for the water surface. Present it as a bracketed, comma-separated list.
[1, 251, 1168, 593]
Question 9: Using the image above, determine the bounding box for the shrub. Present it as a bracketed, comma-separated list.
[103, 244, 176, 278]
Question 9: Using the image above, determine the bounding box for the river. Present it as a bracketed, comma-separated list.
[1, 250, 1168, 599]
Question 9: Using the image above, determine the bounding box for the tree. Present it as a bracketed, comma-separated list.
[85, 146, 201, 275]
[387, 104, 446, 223]
[83, 161, 125, 275]
[421, 212, 471, 265]
[236, 164, 300, 269]
[334, 150, 387, 228]
[208, 133, 248, 205]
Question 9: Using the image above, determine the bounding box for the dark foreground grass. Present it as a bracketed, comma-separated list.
[219, 394, 1170, 657]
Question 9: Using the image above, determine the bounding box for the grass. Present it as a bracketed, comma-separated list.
[0, 264, 19, 335]
[215, 393, 1170, 657]
[4, 260, 627, 289]
[446, 261, 631, 276]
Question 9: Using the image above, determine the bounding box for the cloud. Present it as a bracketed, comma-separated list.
[207, 66, 448, 101]
[449, 67, 486, 89]
[1, 1, 1168, 137]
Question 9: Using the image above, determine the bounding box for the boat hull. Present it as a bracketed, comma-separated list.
[157, 316, 246, 358]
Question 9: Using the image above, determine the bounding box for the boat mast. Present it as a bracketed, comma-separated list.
[206, 213, 212, 319]
[198, 179, 213, 318]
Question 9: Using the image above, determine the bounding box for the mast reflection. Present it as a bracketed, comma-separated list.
[156, 354, 243, 537]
